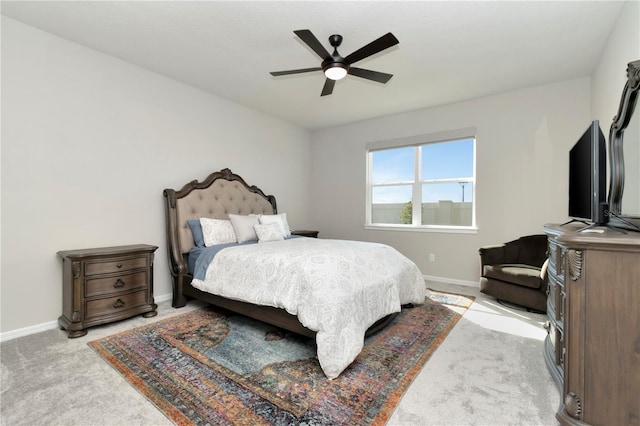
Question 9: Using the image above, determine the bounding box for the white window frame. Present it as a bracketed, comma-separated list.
[365, 128, 477, 233]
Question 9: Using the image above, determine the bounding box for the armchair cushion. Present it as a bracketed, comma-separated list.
[483, 264, 543, 289]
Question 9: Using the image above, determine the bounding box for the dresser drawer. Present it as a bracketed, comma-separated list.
[555, 246, 565, 279]
[85, 256, 148, 276]
[85, 271, 148, 297]
[547, 275, 557, 314]
[86, 290, 148, 319]
[547, 240, 566, 278]
[548, 241, 557, 270]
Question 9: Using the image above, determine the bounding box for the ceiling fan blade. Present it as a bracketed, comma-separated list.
[344, 32, 399, 65]
[270, 67, 322, 76]
[294, 29, 332, 60]
[348, 67, 393, 84]
[321, 79, 335, 96]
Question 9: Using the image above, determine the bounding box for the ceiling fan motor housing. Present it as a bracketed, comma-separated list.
[329, 34, 343, 48]
[322, 34, 349, 78]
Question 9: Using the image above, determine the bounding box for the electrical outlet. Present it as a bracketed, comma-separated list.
[429, 253, 435, 262]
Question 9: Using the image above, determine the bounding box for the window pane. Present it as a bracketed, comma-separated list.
[371, 185, 412, 224]
[372, 147, 414, 183]
[422, 182, 473, 226]
[367, 133, 475, 229]
[421, 138, 474, 180]
[422, 181, 473, 203]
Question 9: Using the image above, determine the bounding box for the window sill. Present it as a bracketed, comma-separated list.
[364, 224, 478, 234]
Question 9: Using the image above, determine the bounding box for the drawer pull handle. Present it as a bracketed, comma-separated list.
[113, 299, 125, 309]
[113, 279, 126, 288]
[116, 263, 123, 269]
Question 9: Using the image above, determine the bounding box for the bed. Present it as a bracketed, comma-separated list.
[163, 168, 425, 378]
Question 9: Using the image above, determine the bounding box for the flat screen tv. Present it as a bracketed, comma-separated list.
[568, 120, 607, 225]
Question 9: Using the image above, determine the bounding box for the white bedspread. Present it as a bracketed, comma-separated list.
[191, 238, 425, 379]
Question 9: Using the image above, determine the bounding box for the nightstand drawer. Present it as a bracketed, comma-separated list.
[85, 271, 148, 297]
[85, 256, 148, 276]
[86, 290, 148, 319]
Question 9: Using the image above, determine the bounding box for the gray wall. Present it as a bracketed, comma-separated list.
[309, 78, 591, 283]
[1, 18, 312, 334]
[2, 2, 638, 337]
[308, 1, 638, 284]
[592, 0, 640, 214]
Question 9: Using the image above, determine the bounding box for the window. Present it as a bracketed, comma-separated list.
[366, 129, 476, 231]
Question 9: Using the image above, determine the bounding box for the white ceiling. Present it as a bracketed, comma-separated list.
[1, 1, 625, 130]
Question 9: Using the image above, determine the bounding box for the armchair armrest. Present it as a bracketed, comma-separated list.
[539, 258, 550, 293]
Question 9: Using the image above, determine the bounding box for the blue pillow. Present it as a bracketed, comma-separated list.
[187, 219, 205, 247]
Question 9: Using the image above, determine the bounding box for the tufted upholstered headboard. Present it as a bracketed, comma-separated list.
[163, 168, 277, 305]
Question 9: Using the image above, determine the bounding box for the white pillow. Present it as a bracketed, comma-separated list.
[228, 214, 260, 243]
[199, 218, 236, 246]
[258, 213, 291, 238]
[254, 223, 285, 243]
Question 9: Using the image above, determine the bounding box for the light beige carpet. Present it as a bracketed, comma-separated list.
[1, 282, 559, 425]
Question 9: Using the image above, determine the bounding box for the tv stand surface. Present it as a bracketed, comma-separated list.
[561, 218, 627, 234]
[560, 218, 589, 226]
[577, 222, 626, 234]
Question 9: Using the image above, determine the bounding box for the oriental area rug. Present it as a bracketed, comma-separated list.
[89, 290, 473, 426]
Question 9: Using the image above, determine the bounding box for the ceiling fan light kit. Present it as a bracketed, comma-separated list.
[323, 63, 348, 80]
[270, 29, 399, 96]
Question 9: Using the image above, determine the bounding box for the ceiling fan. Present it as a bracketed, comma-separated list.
[270, 29, 399, 96]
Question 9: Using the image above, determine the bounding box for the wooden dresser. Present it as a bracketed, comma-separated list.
[544, 223, 640, 426]
[58, 244, 158, 338]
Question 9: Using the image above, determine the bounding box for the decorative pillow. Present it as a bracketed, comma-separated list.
[254, 223, 285, 243]
[258, 213, 291, 238]
[199, 218, 237, 246]
[187, 219, 205, 247]
[228, 214, 260, 243]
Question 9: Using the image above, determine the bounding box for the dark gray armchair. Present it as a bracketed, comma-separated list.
[479, 234, 548, 312]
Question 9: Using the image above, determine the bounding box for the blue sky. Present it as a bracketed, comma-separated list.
[371, 138, 474, 203]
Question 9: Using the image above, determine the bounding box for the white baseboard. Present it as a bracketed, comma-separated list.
[0, 292, 173, 343]
[0, 279, 476, 342]
[155, 292, 173, 304]
[0, 319, 60, 343]
[423, 275, 478, 288]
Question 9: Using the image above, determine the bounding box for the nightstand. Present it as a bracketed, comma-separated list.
[57, 244, 158, 338]
[291, 230, 319, 238]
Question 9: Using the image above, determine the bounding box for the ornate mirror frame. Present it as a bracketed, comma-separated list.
[607, 59, 640, 231]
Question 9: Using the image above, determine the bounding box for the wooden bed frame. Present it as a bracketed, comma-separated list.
[163, 168, 396, 338]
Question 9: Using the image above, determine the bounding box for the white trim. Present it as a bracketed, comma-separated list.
[424, 275, 478, 288]
[155, 292, 173, 304]
[412, 148, 421, 225]
[365, 224, 478, 234]
[366, 130, 477, 230]
[366, 127, 477, 151]
[0, 319, 60, 343]
[0, 278, 478, 342]
[0, 292, 173, 343]
[365, 150, 373, 224]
